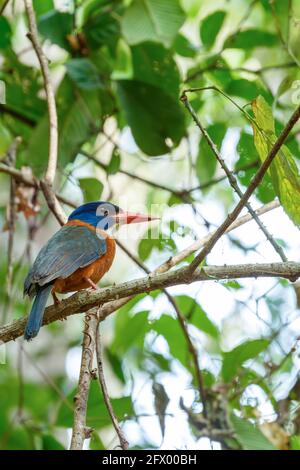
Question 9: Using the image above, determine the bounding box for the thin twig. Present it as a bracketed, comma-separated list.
[81, 150, 188, 199]
[70, 310, 98, 450]
[181, 92, 300, 275]
[2, 138, 22, 324]
[0, 162, 76, 209]
[95, 319, 129, 450]
[24, 0, 66, 225]
[182, 95, 287, 262]
[24, 0, 57, 185]
[0, 0, 10, 15]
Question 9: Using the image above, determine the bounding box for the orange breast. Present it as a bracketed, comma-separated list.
[53, 220, 116, 294]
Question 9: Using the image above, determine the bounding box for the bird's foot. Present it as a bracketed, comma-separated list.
[84, 277, 100, 291]
[52, 292, 61, 306]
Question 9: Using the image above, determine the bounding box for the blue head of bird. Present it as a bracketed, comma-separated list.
[68, 201, 156, 230]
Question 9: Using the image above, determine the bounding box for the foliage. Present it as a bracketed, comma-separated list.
[0, 0, 300, 451]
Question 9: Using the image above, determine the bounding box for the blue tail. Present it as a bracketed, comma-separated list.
[24, 285, 53, 341]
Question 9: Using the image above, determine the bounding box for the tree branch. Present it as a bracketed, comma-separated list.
[0, 163, 76, 209]
[95, 321, 129, 450]
[24, 0, 66, 225]
[1, 261, 299, 344]
[181, 90, 300, 274]
[182, 96, 287, 262]
[70, 310, 98, 450]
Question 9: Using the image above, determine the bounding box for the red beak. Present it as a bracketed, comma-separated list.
[112, 211, 159, 224]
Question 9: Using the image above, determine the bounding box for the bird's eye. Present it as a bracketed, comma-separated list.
[103, 209, 109, 216]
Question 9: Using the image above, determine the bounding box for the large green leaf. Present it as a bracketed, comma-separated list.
[200, 11, 226, 48]
[152, 314, 190, 368]
[82, 3, 120, 48]
[221, 339, 269, 382]
[224, 29, 279, 49]
[175, 295, 220, 339]
[252, 95, 300, 226]
[173, 33, 197, 57]
[33, 0, 54, 17]
[41, 434, 64, 450]
[79, 178, 103, 202]
[131, 42, 180, 98]
[116, 80, 186, 156]
[196, 122, 226, 185]
[66, 59, 103, 90]
[111, 311, 150, 355]
[56, 380, 134, 428]
[0, 17, 11, 49]
[38, 10, 73, 50]
[226, 78, 270, 102]
[121, 0, 184, 48]
[27, 79, 101, 172]
[231, 414, 276, 450]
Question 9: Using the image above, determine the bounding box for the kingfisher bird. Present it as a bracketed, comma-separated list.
[24, 201, 155, 341]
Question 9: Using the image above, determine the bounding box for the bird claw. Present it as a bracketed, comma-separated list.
[52, 292, 61, 306]
[84, 276, 99, 291]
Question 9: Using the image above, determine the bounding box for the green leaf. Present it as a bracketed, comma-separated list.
[175, 296, 220, 339]
[57, 381, 134, 429]
[0, 123, 12, 155]
[66, 59, 103, 90]
[222, 339, 269, 382]
[28, 79, 102, 172]
[152, 314, 190, 368]
[226, 78, 267, 101]
[38, 10, 73, 50]
[221, 280, 242, 290]
[111, 311, 150, 355]
[0, 17, 11, 49]
[173, 33, 197, 57]
[90, 431, 105, 450]
[235, 131, 275, 203]
[289, 17, 300, 64]
[231, 414, 276, 450]
[106, 150, 121, 175]
[105, 348, 126, 384]
[290, 435, 300, 450]
[138, 230, 176, 261]
[252, 95, 300, 226]
[200, 11, 226, 48]
[131, 42, 180, 98]
[83, 5, 120, 49]
[79, 178, 103, 202]
[224, 29, 279, 49]
[112, 39, 133, 80]
[196, 123, 226, 185]
[116, 80, 186, 156]
[42, 434, 64, 450]
[121, 0, 185, 48]
[33, 0, 54, 17]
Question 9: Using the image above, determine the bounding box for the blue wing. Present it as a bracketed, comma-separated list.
[24, 225, 107, 297]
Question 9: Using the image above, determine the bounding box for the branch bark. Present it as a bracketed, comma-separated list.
[70, 310, 98, 450]
[1, 261, 299, 344]
[24, 0, 66, 225]
[0, 162, 76, 208]
[95, 321, 129, 450]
